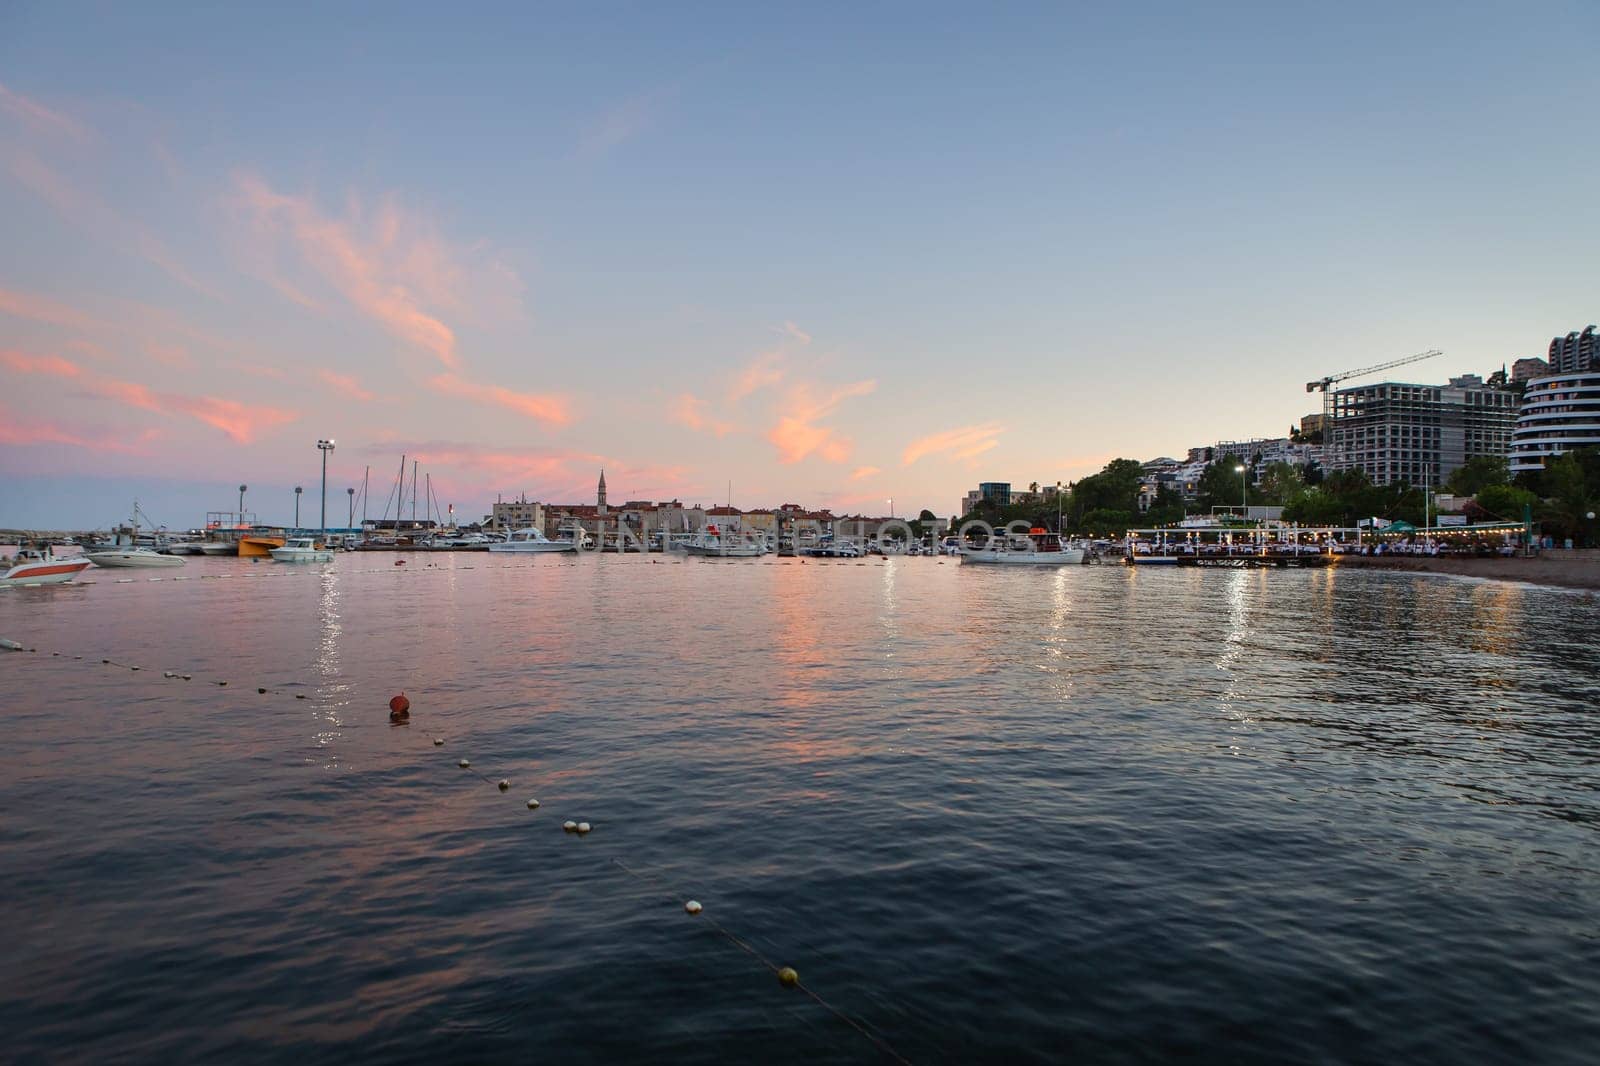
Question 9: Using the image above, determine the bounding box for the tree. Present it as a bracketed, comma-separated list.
[1444, 455, 1508, 497]
[1258, 461, 1303, 505]
[1143, 484, 1185, 526]
[1196, 460, 1249, 514]
[1473, 484, 1538, 522]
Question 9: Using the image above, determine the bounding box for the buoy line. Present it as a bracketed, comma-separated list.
[611, 857, 915, 1065]
[4, 643, 914, 1062]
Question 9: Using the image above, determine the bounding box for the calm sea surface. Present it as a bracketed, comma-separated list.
[2, 555, 1598, 1064]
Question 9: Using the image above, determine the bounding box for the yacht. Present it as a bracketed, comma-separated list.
[270, 537, 336, 563]
[486, 527, 579, 554]
[960, 528, 1086, 566]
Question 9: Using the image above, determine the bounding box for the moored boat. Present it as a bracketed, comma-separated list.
[486, 527, 579, 554]
[270, 537, 335, 563]
[681, 524, 764, 558]
[961, 528, 1085, 566]
[1, 544, 94, 587]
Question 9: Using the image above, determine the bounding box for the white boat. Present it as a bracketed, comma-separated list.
[197, 541, 237, 556]
[961, 528, 1086, 566]
[486, 527, 579, 554]
[1, 545, 94, 587]
[681, 524, 765, 558]
[84, 501, 188, 569]
[84, 546, 187, 569]
[270, 537, 336, 563]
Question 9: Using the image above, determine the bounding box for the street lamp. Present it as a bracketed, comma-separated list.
[887, 497, 893, 518]
[317, 439, 336, 537]
[347, 487, 356, 531]
[238, 484, 248, 520]
[293, 486, 303, 528]
[1234, 464, 1248, 517]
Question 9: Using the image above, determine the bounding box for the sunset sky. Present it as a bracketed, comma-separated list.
[3, 2, 1597, 529]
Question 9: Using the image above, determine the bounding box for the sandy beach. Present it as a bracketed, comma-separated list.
[1337, 549, 1600, 591]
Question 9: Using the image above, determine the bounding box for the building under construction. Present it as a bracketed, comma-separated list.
[1326, 373, 1517, 487]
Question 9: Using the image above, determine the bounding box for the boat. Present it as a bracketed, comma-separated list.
[83, 501, 189, 568]
[197, 541, 237, 556]
[798, 540, 861, 558]
[961, 528, 1086, 566]
[681, 524, 765, 558]
[486, 527, 579, 554]
[1, 544, 94, 587]
[270, 537, 336, 563]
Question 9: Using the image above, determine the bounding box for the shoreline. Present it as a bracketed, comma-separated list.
[1335, 550, 1600, 592]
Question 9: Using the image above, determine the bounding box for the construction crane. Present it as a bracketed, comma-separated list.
[1306, 349, 1443, 422]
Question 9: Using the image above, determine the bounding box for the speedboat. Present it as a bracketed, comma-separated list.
[84, 546, 186, 568]
[270, 537, 335, 563]
[486, 527, 578, 553]
[961, 528, 1086, 566]
[2, 545, 94, 587]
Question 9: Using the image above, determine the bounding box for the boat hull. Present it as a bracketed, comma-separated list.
[1125, 554, 1335, 569]
[84, 550, 186, 569]
[239, 536, 286, 557]
[961, 549, 1085, 565]
[486, 543, 578, 554]
[1, 559, 93, 586]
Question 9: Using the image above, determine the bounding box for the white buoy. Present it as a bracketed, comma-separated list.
[563, 820, 577, 832]
[458, 758, 471, 769]
[433, 738, 444, 746]
[526, 798, 540, 810]
[498, 779, 510, 792]
[684, 900, 702, 915]
[576, 822, 591, 834]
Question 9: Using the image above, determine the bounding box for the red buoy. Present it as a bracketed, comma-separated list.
[389, 693, 411, 720]
[395, 559, 406, 566]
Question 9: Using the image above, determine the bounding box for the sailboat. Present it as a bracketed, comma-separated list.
[84, 503, 186, 569]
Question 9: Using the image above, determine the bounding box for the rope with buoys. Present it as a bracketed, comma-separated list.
[2, 641, 914, 1062]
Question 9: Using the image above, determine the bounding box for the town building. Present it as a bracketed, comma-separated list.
[1509, 372, 1600, 474]
[1512, 357, 1551, 384]
[1547, 325, 1599, 375]
[978, 482, 1011, 507]
[1327, 373, 1517, 487]
[1212, 437, 1320, 468]
[489, 496, 545, 532]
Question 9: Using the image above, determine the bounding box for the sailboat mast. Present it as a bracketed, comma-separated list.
[411, 460, 419, 528]
[362, 465, 370, 525]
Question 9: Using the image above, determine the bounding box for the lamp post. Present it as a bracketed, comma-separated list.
[317, 439, 336, 537]
[347, 487, 356, 532]
[293, 486, 302, 528]
[238, 484, 247, 521]
[887, 497, 893, 518]
[1234, 464, 1248, 517]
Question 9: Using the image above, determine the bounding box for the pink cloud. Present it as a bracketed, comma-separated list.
[382, 439, 693, 502]
[142, 340, 190, 368]
[3, 148, 218, 299]
[0, 349, 82, 378]
[74, 374, 298, 444]
[0, 405, 156, 454]
[0, 81, 90, 143]
[317, 368, 377, 402]
[231, 172, 523, 370]
[766, 379, 875, 464]
[0, 286, 102, 332]
[902, 423, 1006, 466]
[671, 392, 736, 437]
[728, 351, 786, 403]
[429, 373, 572, 426]
[775, 320, 812, 346]
[849, 465, 880, 481]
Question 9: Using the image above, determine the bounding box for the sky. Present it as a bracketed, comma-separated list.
[2, 1, 1597, 530]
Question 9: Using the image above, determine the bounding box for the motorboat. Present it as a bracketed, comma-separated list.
[961, 528, 1086, 566]
[681, 524, 765, 558]
[1, 545, 93, 587]
[799, 539, 861, 558]
[486, 527, 579, 554]
[270, 537, 335, 563]
[197, 541, 237, 556]
[85, 501, 188, 568]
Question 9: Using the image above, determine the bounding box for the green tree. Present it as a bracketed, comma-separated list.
[1473, 484, 1538, 521]
[1258, 461, 1303, 505]
[1143, 484, 1185, 526]
[1196, 460, 1249, 514]
[1444, 455, 1508, 496]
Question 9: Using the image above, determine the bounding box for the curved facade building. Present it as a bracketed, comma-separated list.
[1509, 372, 1600, 473]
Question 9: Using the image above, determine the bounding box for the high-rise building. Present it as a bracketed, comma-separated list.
[1547, 325, 1598, 374]
[1509, 372, 1600, 474]
[977, 482, 1011, 507]
[1512, 357, 1551, 383]
[1327, 374, 1517, 487]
